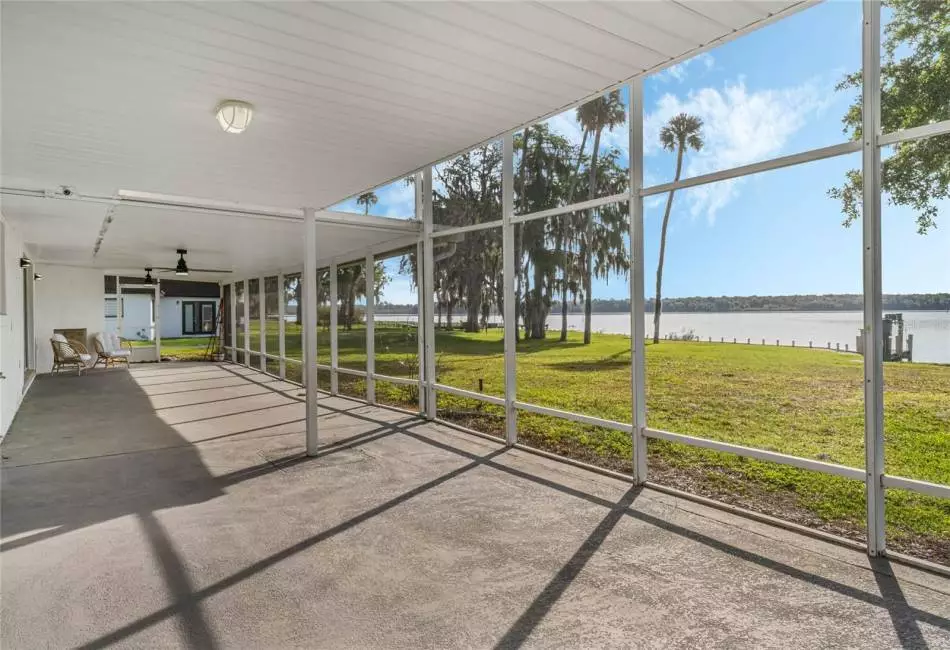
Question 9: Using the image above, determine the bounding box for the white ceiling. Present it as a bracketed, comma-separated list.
[1, 0, 805, 275]
[0, 193, 418, 279]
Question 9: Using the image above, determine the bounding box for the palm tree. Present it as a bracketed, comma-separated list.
[653, 113, 704, 344]
[356, 191, 378, 215]
[577, 91, 625, 344]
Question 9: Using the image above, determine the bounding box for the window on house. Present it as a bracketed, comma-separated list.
[182, 301, 216, 335]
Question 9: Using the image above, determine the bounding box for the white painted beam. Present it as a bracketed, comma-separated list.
[422, 166, 437, 420]
[229, 282, 236, 363]
[330, 262, 339, 395]
[629, 79, 648, 484]
[258, 275, 266, 372]
[861, 0, 886, 557]
[278, 272, 286, 379]
[303, 207, 319, 456]
[365, 253, 375, 404]
[502, 133, 517, 446]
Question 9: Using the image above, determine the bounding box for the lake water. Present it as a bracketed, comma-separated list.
[374, 311, 950, 364]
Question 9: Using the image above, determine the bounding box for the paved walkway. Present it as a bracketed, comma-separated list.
[2, 363, 948, 649]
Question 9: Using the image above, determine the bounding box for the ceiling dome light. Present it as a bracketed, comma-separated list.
[215, 100, 254, 134]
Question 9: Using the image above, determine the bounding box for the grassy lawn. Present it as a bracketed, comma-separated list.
[200, 320, 950, 563]
[131, 336, 213, 361]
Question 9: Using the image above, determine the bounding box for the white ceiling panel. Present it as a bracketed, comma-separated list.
[679, 1, 772, 30]
[2, 0, 806, 274]
[0, 195, 108, 263]
[543, 3, 700, 57]
[95, 204, 418, 278]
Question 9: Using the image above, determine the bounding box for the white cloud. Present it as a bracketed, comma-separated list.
[644, 77, 831, 223]
[377, 179, 415, 220]
[545, 112, 584, 145]
[655, 53, 715, 84]
[379, 273, 415, 305]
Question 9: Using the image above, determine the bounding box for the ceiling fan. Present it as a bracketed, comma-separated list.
[153, 249, 231, 277]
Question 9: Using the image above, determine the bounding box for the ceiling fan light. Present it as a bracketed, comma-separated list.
[173, 249, 190, 276]
[215, 100, 253, 134]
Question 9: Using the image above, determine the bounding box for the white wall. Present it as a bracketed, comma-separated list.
[122, 294, 153, 340]
[160, 297, 182, 339]
[1, 217, 29, 436]
[34, 264, 105, 374]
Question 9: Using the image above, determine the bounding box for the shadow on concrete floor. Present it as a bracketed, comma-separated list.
[4, 365, 948, 649]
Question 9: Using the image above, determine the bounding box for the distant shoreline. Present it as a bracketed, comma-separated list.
[374, 308, 949, 316]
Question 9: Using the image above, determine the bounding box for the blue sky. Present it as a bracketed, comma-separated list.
[348, 2, 948, 306]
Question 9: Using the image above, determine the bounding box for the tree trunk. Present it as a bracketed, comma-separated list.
[464, 271, 482, 332]
[513, 129, 532, 344]
[465, 300, 480, 332]
[531, 262, 546, 339]
[560, 282, 569, 341]
[347, 283, 356, 331]
[583, 128, 602, 345]
[558, 130, 589, 343]
[653, 145, 686, 344]
[294, 281, 303, 325]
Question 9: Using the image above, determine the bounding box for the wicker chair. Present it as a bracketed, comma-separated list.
[51, 334, 92, 375]
[93, 332, 132, 368]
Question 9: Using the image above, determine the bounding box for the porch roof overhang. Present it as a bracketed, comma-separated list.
[0, 0, 809, 278]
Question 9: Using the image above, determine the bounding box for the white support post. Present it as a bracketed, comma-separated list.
[229, 282, 237, 362]
[629, 80, 648, 483]
[862, 0, 886, 557]
[117, 284, 123, 342]
[258, 275, 266, 372]
[278, 272, 286, 379]
[243, 279, 250, 367]
[303, 207, 319, 456]
[415, 171, 425, 414]
[330, 261, 339, 395]
[422, 166, 437, 420]
[416, 240, 425, 414]
[365, 253, 376, 404]
[154, 280, 161, 362]
[502, 133, 517, 446]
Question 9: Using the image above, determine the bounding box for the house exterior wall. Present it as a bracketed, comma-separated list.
[120, 294, 153, 341]
[1, 216, 29, 436]
[160, 298, 180, 338]
[160, 297, 220, 338]
[33, 264, 104, 374]
[104, 293, 221, 340]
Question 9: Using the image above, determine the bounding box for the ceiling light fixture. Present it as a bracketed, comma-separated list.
[143, 268, 155, 285]
[215, 100, 254, 134]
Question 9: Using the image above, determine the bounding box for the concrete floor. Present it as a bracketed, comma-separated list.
[2, 363, 948, 649]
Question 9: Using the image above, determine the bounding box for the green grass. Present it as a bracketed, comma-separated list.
[131, 336, 213, 361]
[193, 320, 950, 562]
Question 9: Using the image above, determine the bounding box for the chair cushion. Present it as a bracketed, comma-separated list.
[78, 353, 92, 362]
[52, 333, 67, 343]
[95, 332, 110, 353]
[109, 350, 132, 358]
[109, 332, 122, 351]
